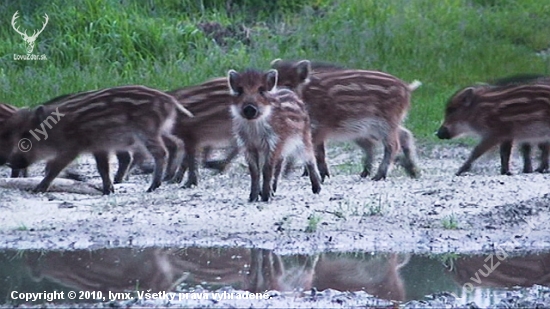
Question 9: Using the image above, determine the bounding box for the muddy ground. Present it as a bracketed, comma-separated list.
[0, 142, 549, 308]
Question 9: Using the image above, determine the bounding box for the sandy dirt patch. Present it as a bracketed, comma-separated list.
[0, 142, 548, 255]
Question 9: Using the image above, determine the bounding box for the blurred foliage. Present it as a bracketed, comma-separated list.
[0, 0, 549, 138]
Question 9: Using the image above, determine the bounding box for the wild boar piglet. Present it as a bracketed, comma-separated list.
[0, 85, 192, 194]
[228, 68, 321, 202]
[1, 97, 147, 183]
[166, 78, 240, 187]
[436, 81, 550, 175]
[271, 59, 422, 181]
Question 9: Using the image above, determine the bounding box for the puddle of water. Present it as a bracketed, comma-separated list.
[0, 247, 549, 306]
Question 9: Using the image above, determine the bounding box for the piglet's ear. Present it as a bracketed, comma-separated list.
[295, 60, 311, 83]
[227, 69, 240, 96]
[34, 106, 47, 126]
[461, 87, 475, 107]
[265, 69, 278, 92]
[270, 58, 282, 68]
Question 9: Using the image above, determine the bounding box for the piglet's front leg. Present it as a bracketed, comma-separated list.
[246, 149, 261, 202]
[34, 152, 78, 193]
[94, 151, 115, 195]
[261, 156, 274, 202]
[456, 138, 499, 176]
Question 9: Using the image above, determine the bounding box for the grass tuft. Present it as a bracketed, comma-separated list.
[305, 213, 322, 233]
[442, 214, 460, 230]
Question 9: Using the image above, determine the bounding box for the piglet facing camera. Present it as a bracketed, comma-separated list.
[228, 68, 321, 202]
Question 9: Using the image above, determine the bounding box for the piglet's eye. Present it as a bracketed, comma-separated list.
[233, 87, 244, 96]
[258, 86, 266, 95]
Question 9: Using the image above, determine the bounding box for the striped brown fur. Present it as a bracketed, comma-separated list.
[271, 59, 421, 181]
[492, 75, 550, 175]
[1, 101, 87, 180]
[0, 85, 191, 194]
[1, 96, 152, 183]
[0, 102, 17, 119]
[40, 90, 170, 184]
[228, 68, 321, 202]
[165, 77, 239, 187]
[41, 92, 163, 184]
[437, 81, 550, 175]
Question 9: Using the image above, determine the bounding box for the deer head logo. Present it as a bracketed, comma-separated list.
[11, 11, 49, 54]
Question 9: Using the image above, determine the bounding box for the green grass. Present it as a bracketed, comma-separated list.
[437, 252, 459, 271]
[15, 223, 27, 231]
[1, 0, 549, 139]
[305, 213, 322, 233]
[441, 214, 459, 230]
[366, 197, 384, 216]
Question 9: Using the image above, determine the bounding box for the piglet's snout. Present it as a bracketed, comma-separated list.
[242, 104, 259, 120]
[436, 126, 451, 139]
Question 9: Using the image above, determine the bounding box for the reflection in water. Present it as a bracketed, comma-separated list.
[452, 253, 550, 288]
[313, 253, 409, 301]
[2, 248, 409, 304]
[1, 247, 549, 306]
[449, 252, 550, 304]
[25, 248, 192, 292]
[23, 248, 408, 300]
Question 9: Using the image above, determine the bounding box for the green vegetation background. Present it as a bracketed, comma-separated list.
[1, 0, 549, 139]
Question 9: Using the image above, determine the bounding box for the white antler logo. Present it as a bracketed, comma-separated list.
[11, 11, 49, 54]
